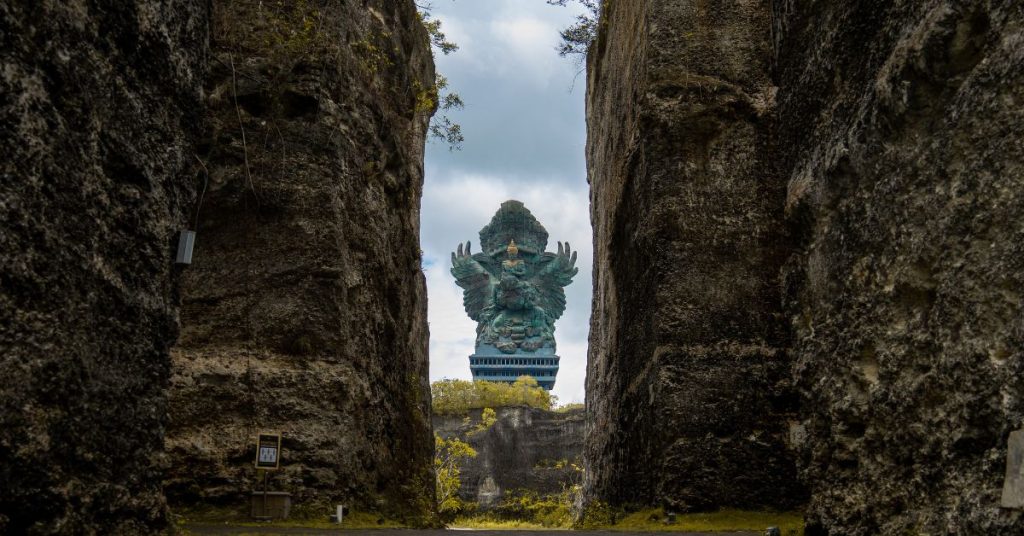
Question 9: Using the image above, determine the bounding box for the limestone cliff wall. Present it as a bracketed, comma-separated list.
[586, 0, 1024, 533]
[584, 0, 804, 512]
[165, 0, 435, 523]
[433, 407, 584, 507]
[0, 1, 207, 533]
[775, 1, 1024, 533]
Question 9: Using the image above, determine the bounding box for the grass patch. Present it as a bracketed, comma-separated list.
[449, 516, 568, 530]
[590, 508, 803, 534]
[174, 503, 406, 531]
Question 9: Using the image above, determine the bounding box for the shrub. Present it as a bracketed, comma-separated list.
[432, 377, 553, 415]
[435, 434, 477, 516]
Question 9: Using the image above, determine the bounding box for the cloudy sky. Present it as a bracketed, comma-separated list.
[420, 0, 591, 404]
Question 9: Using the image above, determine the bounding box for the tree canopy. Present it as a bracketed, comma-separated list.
[432, 377, 554, 415]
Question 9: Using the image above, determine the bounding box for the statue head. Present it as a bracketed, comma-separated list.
[506, 239, 519, 258]
[479, 200, 548, 255]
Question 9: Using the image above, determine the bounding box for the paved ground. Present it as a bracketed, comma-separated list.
[184, 526, 759, 536]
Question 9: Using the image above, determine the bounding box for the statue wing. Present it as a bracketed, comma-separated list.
[450, 241, 497, 321]
[530, 241, 578, 322]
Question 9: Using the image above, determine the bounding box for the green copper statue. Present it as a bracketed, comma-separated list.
[451, 200, 578, 356]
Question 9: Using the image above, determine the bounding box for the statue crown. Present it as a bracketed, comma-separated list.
[479, 200, 548, 255]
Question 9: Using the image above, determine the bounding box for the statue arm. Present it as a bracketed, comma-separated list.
[540, 241, 579, 284]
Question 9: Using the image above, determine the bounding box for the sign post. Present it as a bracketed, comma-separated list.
[255, 432, 281, 470]
[254, 432, 281, 519]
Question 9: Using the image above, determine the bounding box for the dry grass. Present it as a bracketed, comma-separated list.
[450, 516, 568, 530]
[593, 508, 803, 534]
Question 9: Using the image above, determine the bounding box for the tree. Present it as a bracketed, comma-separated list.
[416, 4, 465, 150]
[431, 378, 554, 414]
[435, 434, 477, 515]
[468, 407, 497, 436]
[546, 0, 601, 59]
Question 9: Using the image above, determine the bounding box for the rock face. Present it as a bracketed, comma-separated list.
[584, 0, 804, 512]
[775, 1, 1024, 533]
[0, 1, 207, 533]
[587, 0, 1024, 533]
[434, 407, 584, 507]
[165, 0, 435, 523]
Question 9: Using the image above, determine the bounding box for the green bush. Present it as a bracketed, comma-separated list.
[432, 377, 553, 415]
[476, 489, 573, 529]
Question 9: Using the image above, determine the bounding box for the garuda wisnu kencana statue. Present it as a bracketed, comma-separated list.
[451, 200, 578, 355]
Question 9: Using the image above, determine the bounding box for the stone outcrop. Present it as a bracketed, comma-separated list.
[584, 0, 804, 513]
[586, 0, 1024, 533]
[775, 1, 1024, 533]
[0, 1, 207, 533]
[165, 0, 435, 524]
[434, 407, 584, 507]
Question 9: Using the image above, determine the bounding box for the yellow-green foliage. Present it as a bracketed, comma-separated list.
[449, 517, 551, 530]
[351, 32, 395, 75]
[417, 9, 458, 55]
[581, 507, 804, 534]
[435, 434, 477, 515]
[445, 456, 583, 528]
[555, 402, 585, 412]
[457, 489, 572, 529]
[222, 0, 334, 61]
[576, 499, 616, 528]
[467, 407, 497, 437]
[534, 458, 579, 470]
[496, 490, 573, 528]
[262, 0, 319, 54]
[412, 78, 437, 114]
[432, 377, 553, 415]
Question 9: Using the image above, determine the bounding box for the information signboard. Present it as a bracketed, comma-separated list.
[255, 432, 281, 470]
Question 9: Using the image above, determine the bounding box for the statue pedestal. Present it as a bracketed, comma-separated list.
[469, 344, 559, 390]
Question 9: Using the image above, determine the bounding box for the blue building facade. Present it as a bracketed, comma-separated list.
[469, 344, 559, 390]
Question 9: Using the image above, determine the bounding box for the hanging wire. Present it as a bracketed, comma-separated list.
[192, 154, 210, 231]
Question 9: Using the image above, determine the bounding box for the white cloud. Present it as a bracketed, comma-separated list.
[488, 17, 561, 87]
[422, 173, 591, 404]
[421, 1, 592, 404]
[431, 2, 584, 90]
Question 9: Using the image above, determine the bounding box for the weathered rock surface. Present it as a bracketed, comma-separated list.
[775, 1, 1024, 533]
[584, 0, 804, 512]
[0, 1, 207, 533]
[434, 407, 584, 507]
[165, 0, 435, 524]
[587, 0, 1024, 533]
